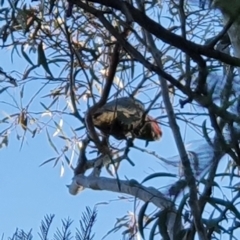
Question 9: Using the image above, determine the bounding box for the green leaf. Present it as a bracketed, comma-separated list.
[158, 209, 170, 240]
[149, 219, 158, 240]
[209, 79, 218, 98]
[21, 44, 34, 66]
[11, 42, 21, 64]
[20, 85, 24, 99]
[215, 173, 239, 178]
[138, 201, 149, 240]
[0, 116, 9, 123]
[200, 179, 222, 190]
[32, 128, 37, 138]
[202, 119, 213, 147]
[53, 156, 61, 167]
[40, 102, 49, 111]
[39, 157, 57, 167]
[46, 129, 59, 154]
[53, 119, 63, 135]
[48, 97, 58, 109]
[74, 126, 85, 131]
[207, 197, 228, 213]
[89, 68, 100, 83]
[38, 41, 53, 78]
[173, 193, 189, 239]
[0, 86, 10, 94]
[64, 154, 71, 166]
[48, 58, 69, 66]
[141, 172, 177, 184]
[22, 65, 38, 79]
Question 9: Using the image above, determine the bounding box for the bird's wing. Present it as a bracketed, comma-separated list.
[117, 111, 140, 123]
[92, 110, 117, 127]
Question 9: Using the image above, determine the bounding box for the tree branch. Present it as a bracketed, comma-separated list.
[72, 0, 240, 67]
[143, 30, 207, 239]
[73, 175, 169, 205]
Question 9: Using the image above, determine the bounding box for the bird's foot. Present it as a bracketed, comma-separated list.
[126, 138, 134, 148]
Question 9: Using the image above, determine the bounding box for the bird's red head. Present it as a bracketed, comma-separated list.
[147, 115, 162, 140]
[136, 115, 162, 141]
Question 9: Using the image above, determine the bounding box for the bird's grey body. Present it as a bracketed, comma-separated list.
[92, 97, 162, 141]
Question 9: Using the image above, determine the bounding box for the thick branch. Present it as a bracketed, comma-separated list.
[73, 175, 169, 206]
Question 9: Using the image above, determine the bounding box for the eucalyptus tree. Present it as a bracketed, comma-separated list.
[1, 0, 240, 239]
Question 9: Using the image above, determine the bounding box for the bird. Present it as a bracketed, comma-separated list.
[91, 97, 162, 143]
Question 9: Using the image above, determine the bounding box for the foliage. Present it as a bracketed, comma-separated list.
[6, 207, 97, 240]
[1, 0, 240, 239]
